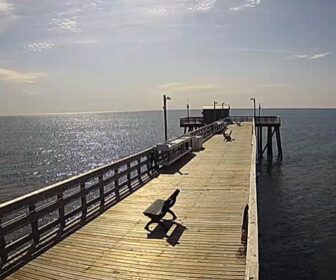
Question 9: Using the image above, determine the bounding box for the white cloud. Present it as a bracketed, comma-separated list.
[230, 0, 261, 11]
[0, 0, 17, 32]
[0, 68, 45, 84]
[187, 0, 217, 12]
[286, 52, 332, 60]
[159, 82, 222, 93]
[308, 52, 332, 60]
[23, 41, 54, 53]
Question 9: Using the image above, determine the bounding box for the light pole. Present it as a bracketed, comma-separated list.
[221, 102, 226, 119]
[213, 101, 218, 122]
[250, 97, 256, 134]
[186, 103, 190, 122]
[163, 94, 171, 141]
[259, 103, 261, 118]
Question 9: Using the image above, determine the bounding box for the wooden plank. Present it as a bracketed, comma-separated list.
[7, 123, 253, 280]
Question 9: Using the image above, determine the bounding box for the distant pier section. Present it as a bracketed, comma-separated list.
[0, 110, 283, 280]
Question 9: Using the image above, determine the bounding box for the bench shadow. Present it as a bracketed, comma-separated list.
[147, 221, 187, 247]
[159, 153, 195, 175]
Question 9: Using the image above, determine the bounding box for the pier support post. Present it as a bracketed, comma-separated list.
[275, 126, 283, 160]
[267, 127, 273, 161]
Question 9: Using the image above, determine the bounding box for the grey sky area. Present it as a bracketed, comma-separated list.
[0, 0, 335, 115]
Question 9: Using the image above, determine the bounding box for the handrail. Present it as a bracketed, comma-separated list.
[245, 119, 259, 280]
[0, 147, 156, 277]
[188, 120, 226, 141]
[180, 117, 204, 126]
[228, 116, 281, 126]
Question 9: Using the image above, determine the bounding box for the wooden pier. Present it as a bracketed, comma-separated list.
[1, 120, 259, 280]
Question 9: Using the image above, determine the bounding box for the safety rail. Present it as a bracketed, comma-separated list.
[255, 116, 281, 126]
[180, 117, 204, 127]
[189, 121, 226, 141]
[245, 119, 259, 280]
[0, 148, 156, 277]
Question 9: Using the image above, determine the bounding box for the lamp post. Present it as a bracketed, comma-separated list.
[222, 102, 226, 119]
[163, 94, 171, 141]
[259, 103, 261, 118]
[186, 103, 190, 122]
[250, 97, 256, 134]
[213, 101, 218, 122]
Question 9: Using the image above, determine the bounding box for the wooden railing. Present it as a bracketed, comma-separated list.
[0, 148, 156, 278]
[189, 121, 226, 141]
[245, 119, 259, 280]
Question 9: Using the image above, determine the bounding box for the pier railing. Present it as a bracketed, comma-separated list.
[228, 116, 281, 126]
[179, 117, 204, 126]
[245, 120, 259, 280]
[189, 121, 226, 141]
[0, 147, 156, 277]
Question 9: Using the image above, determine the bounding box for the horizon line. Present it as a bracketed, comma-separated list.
[0, 107, 335, 117]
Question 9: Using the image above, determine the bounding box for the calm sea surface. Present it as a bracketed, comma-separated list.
[0, 109, 335, 279]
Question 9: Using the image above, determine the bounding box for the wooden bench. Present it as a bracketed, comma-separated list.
[143, 189, 180, 231]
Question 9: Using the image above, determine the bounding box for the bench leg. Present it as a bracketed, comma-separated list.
[158, 220, 168, 231]
[167, 210, 177, 220]
[144, 220, 155, 231]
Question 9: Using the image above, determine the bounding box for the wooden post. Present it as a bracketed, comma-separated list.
[275, 126, 283, 160]
[57, 192, 65, 231]
[0, 215, 7, 268]
[99, 175, 104, 212]
[114, 168, 120, 201]
[29, 204, 39, 250]
[80, 182, 87, 222]
[137, 159, 142, 183]
[267, 126, 273, 161]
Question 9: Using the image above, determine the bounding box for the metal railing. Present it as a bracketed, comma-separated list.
[255, 116, 281, 126]
[180, 117, 204, 127]
[226, 116, 280, 126]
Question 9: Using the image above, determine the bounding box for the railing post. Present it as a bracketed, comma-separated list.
[137, 159, 142, 184]
[29, 204, 39, 251]
[99, 175, 104, 212]
[80, 182, 87, 222]
[114, 168, 120, 201]
[57, 192, 65, 232]
[0, 215, 7, 268]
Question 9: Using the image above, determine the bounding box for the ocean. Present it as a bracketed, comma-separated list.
[0, 109, 335, 280]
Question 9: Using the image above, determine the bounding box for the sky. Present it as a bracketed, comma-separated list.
[0, 0, 335, 115]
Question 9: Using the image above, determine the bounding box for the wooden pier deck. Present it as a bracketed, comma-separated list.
[6, 123, 253, 280]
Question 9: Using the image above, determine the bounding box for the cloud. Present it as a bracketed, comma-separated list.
[286, 52, 332, 60]
[0, 68, 45, 84]
[146, 0, 217, 16]
[308, 52, 332, 60]
[230, 0, 261, 11]
[0, 0, 17, 32]
[159, 82, 222, 93]
[23, 41, 54, 53]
